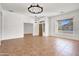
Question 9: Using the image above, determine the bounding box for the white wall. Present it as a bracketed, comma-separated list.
[24, 15, 34, 23]
[45, 17, 49, 36]
[0, 5, 2, 11]
[2, 10, 25, 40]
[0, 12, 2, 40]
[0, 5, 2, 45]
[24, 23, 33, 34]
[0, 12, 1, 45]
[33, 22, 39, 36]
[49, 10, 79, 40]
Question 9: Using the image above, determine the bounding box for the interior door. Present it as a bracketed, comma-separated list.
[39, 24, 42, 36]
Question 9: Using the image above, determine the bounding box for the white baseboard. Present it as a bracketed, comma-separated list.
[1, 35, 24, 40]
[50, 34, 79, 40]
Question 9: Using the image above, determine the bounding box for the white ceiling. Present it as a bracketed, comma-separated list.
[0, 3, 79, 17]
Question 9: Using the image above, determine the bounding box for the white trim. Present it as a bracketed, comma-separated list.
[2, 35, 24, 40]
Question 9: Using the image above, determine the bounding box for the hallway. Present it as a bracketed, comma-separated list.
[0, 34, 79, 56]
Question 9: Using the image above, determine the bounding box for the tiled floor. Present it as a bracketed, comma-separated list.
[0, 34, 79, 56]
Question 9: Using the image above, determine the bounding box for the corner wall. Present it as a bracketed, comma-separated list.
[2, 10, 25, 40]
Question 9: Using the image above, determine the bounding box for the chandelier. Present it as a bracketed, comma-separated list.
[28, 4, 43, 14]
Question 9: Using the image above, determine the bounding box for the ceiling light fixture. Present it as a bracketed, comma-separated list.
[28, 4, 43, 14]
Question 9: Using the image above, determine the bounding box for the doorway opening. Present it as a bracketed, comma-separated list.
[24, 23, 33, 36]
[39, 21, 45, 36]
[39, 24, 42, 36]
